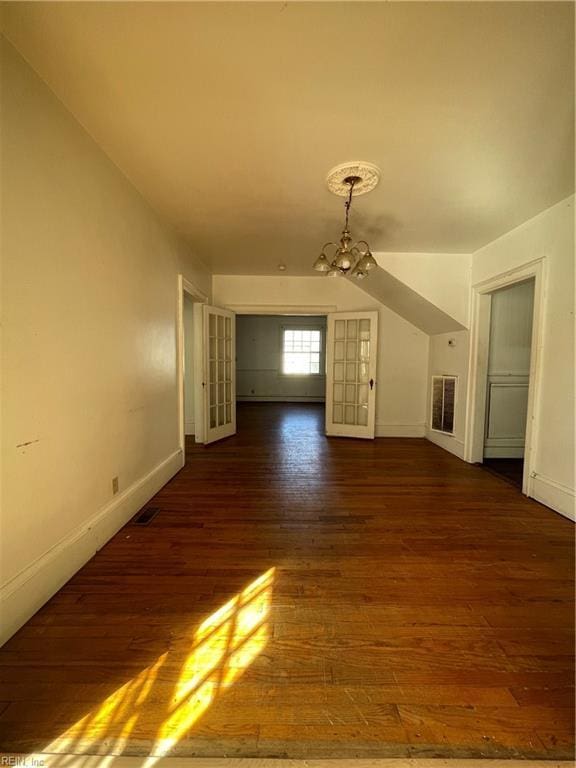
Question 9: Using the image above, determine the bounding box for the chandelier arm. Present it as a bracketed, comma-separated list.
[322, 242, 342, 265]
[354, 240, 371, 253]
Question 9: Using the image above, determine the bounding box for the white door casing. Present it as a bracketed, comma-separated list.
[203, 304, 236, 445]
[464, 258, 546, 496]
[325, 311, 378, 439]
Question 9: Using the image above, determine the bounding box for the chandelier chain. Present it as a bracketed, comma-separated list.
[344, 177, 356, 231]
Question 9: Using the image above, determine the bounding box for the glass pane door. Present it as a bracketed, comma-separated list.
[204, 305, 236, 444]
[326, 311, 378, 439]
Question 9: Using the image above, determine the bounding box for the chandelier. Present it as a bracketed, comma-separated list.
[313, 162, 380, 279]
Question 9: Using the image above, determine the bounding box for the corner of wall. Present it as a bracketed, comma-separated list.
[425, 427, 466, 460]
[0, 449, 184, 647]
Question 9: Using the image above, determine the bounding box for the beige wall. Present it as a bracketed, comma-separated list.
[213, 275, 430, 435]
[0, 40, 211, 643]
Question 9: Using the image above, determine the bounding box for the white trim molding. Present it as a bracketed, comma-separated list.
[376, 423, 426, 438]
[0, 449, 183, 647]
[464, 258, 547, 497]
[530, 473, 576, 522]
[224, 304, 337, 316]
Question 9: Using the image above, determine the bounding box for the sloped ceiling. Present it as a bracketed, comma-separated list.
[353, 269, 466, 335]
[1, 1, 573, 280]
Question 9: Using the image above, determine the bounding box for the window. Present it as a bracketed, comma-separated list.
[282, 328, 322, 375]
[431, 375, 457, 434]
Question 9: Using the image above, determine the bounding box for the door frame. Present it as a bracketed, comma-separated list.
[177, 274, 208, 457]
[217, 303, 335, 408]
[463, 257, 547, 496]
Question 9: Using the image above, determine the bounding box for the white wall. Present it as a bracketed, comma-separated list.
[425, 197, 575, 523]
[426, 330, 470, 458]
[0, 41, 211, 644]
[213, 275, 430, 436]
[237, 315, 326, 402]
[375, 252, 472, 328]
[471, 196, 575, 518]
[183, 294, 195, 434]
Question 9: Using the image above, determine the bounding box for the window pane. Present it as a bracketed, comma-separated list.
[283, 328, 322, 375]
[282, 328, 322, 376]
[284, 352, 310, 374]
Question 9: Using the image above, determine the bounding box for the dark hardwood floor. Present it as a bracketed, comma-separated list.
[0, 403, 574, 760]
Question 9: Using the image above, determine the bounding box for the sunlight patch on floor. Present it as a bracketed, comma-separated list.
[42, 568, 275, 763]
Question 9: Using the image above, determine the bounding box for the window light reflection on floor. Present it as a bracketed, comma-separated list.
[44, 567, 275, 763]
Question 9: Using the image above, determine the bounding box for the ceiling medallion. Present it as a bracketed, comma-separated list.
[313, 162, 381, 279]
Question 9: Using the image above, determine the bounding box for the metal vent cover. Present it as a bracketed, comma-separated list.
[131, 506, 161, 526]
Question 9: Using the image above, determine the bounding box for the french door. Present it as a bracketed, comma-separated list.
[203, 305, 236, 445]
[325, 311, 378, 439]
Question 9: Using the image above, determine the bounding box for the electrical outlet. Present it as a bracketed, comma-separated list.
[112, 476, 119, 495]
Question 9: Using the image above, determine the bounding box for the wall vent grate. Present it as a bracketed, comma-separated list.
[431, 375, 457, 435]
[131, 506, 161, 526]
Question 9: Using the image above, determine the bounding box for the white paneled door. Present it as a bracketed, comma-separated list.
[203, 305, 236, 445]
[325, 311, 378, 439]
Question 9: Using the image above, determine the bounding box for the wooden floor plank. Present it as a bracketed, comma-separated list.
[0, 404, 573, 759]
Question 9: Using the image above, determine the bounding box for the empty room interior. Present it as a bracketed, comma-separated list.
[0, 2, 575, 766]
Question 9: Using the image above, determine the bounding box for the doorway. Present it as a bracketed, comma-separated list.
[235, 314, 327, 405]
[183, 292, 196, 441]
[177, 275, 208, 456]
[234, 308, 380, 439]
[465, 259, 545, 496]
[482, 279, 535, 488]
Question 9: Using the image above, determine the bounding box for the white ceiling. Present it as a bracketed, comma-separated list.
[2, 2, 574, 275]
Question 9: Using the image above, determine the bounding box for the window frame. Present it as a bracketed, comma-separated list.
[279, 324, 326, 378]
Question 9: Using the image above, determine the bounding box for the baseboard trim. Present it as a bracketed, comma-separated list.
[0, 449, 184, 647]
[426, 428, 465, 459]
[484, 445, 525, 459]
[375, 423, 426, 438]
[237, 396, 325, 403]
[530, 473, 575, 522]
[185, 420, 195, 435]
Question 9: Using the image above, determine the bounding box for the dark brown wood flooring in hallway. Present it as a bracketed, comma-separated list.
[0, 403, 574, 760]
